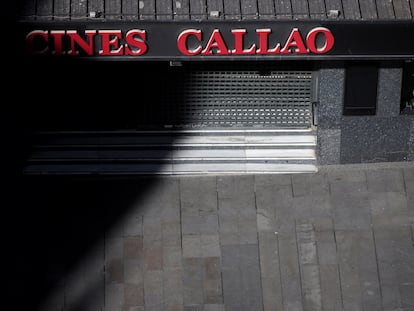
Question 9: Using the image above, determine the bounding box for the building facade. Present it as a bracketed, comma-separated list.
[12, 0, 414, 174]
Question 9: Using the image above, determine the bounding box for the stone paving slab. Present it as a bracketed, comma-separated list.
[29, 162, 414, 311]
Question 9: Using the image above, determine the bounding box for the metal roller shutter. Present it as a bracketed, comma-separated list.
[165, 64, 314, 129]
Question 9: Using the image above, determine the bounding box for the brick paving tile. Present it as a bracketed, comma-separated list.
[36, 162, 414, 311]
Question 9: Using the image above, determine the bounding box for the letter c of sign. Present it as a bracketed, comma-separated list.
[177, 29, 203, 56]
[26, 30, 49, 54]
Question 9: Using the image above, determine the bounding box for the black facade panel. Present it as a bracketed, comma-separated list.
[343, 65, 378, 115]
[401, 61, 414, 113]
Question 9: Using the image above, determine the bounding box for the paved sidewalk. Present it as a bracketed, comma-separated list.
[10, 162, 414, 311]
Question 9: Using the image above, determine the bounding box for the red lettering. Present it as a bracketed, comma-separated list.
[125, 29, 148, 56]
[231, 29, 256, 55]
[50, 30, 65, 55]
[25, 30, 49, 54]
[66, 30, 96, 55]
[280, 28, 308, 54]
[177, 29, 203, 56]
[99, 30, 124, 55]
[24, 26, 334, 58]
[306, 27, 335, 54]
[201, 29, 230, 55]
[256, 29, 281, 54]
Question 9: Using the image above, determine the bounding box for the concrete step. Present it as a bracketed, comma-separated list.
[24, 129, 318, 175]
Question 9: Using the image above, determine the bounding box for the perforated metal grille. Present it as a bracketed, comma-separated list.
[168, 67, 313, 128]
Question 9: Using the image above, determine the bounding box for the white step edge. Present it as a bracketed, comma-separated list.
[36, 128, 315, 135]
[172, 135, 316, 144]
[30, 149, 316, 160]
[23, 163, 318, 175]
[171, 163, 318, 174]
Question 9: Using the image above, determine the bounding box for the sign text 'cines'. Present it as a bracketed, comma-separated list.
[25, 27, 335, 57]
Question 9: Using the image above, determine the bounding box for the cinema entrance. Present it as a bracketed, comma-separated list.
[15, 11, 414, 175]
[22, 59, 318, 175]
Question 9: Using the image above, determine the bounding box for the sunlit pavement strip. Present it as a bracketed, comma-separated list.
[40, 163, 414, 311]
